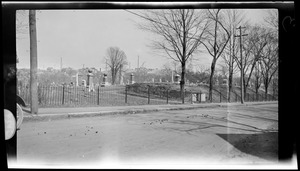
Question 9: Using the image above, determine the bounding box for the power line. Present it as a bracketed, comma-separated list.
[123, 9, 170, 28]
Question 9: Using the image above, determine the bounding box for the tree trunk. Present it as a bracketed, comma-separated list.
[181, 10, 187, 104]
[119, 65, 123, 85]
[180, 62, 186, 104]
[209, 59, 216, 102]
[29, 10, 38, 114]
[265, 82, 269, 100]
[228, 71, 233, 102]
[272, 79, 277, 99]
[111, 69, 116, 85]
[244, 78, 247, 100]
[255, 82, 259, 101]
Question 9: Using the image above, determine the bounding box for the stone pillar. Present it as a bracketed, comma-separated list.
[103, 73, 107, 85]
[87, 70, 94, 92]
[130, 73, 134, 84]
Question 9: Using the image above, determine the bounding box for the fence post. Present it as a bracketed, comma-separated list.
[62, 84, 65, 105]
[166, 89, 169, 104]
[148, 86, 150, 104]
[125, 85, 128, 103]
[220, 91, 222, 103]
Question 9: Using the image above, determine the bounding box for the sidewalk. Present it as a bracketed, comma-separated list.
[22, 101, 278, 122]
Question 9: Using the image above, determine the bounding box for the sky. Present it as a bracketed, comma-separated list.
[16, 8, 276, 71]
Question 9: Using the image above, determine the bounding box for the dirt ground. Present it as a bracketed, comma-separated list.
[15, 103, 278, 168]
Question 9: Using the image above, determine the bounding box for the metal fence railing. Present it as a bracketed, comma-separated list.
[17, 84, 278, 108]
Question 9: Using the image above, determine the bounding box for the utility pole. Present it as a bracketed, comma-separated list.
[29, 10, 38, 114]
[137, 56, 139, 83]
[234, 26, 248, 104]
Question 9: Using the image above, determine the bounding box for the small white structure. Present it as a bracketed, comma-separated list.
[191, 94, 197, 103]
[200, 93, 206, 102]
[72, 72, 83, 86]
[174, 74, 180, 84]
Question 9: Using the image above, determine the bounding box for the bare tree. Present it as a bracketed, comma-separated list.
[196, 64, 210, 74]
[221, 9, 246, 102]
[201, 9, 231, 102]
[130, 9, 209, 103]
[271, 70, 278, 99]
[259, 32, 278, 98]
[118, 64, 125, 85]
[104, 47, 128, 85]
[253, 61, 263, 100]
[264, 9, 278, 30]
[241, 25, 269, 98]
[263, 9, 278, 99]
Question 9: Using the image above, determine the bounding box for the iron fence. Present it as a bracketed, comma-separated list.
[17, 84, 278, 108]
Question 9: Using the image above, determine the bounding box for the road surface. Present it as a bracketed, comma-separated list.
[16, 103, 278, 168]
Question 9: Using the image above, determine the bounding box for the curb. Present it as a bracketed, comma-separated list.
[22, 101, 277, 122]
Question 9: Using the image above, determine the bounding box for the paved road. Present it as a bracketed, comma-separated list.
[16, 103, 278, 168]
